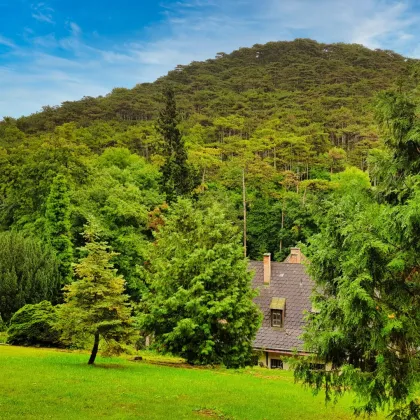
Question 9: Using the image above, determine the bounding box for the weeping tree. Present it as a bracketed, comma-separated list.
[295, 92, 420, 420]
[0, 231, 62, 322]
[58, 227, 135, 364]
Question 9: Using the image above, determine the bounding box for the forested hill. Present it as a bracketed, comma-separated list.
[0, 39, 418, 265]
[12, 39, 414, 158]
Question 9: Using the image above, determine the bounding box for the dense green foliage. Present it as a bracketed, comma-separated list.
[139, 199, 261, 367]
[156, 87, 199, 202]
[57, 228, 135, 364]
[72, 147, 163, 300]
[7, 301, 61, 347]
[1, 40, 415, 264]
[0, 315, 6, 332]
[45, 173, 73, 284]
[295, 93, 420, 419]
[0, 231, 62, 322]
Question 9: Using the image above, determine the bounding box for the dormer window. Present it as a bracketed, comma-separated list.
[270, 297, 286, 328]
[271, 309, 283, 327]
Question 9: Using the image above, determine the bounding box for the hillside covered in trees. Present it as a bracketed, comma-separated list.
[1, 39, 417, 262]
[1, 39, 417, 259]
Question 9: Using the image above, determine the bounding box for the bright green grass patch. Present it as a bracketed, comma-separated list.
[0, 346, 383, 420]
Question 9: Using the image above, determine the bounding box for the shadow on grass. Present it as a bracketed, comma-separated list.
[92, 363, 131, 370]
[67, 361, 132, 371]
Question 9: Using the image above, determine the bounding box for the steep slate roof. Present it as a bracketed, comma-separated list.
[250, 260, 313, 353]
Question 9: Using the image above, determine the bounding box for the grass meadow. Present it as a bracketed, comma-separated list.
[0, 345, 384, 420]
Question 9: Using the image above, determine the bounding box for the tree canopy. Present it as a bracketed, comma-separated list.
[139, 199, 261, 367]
[0, 231, 62, 322]
[295, 93, 420, 419]
[58, 228, 135, 364]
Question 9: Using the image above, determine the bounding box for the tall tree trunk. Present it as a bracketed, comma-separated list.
[88, 332, 100, 365]
[242, 168, 247, 258]
[280, 199, 285, 255]
[273, 147, 277, 170]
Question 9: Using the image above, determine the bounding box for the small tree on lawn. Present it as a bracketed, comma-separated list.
[58, 227, 134, 364]
[139, 199, 261, 367]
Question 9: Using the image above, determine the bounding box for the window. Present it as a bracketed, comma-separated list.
[271, 309, 283, 328]
[269, 297, 285, 327]
[271, 359, 283, 369]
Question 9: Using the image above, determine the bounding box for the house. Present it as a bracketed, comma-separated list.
[250, 248, 314, 369]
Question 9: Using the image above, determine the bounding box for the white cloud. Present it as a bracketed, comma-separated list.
[31, 2, 55, 24]
[69, 22, 82, 37]
[1, 0, 419, 118]
[0, 35, 15, 48]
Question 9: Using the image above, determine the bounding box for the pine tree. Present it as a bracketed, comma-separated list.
[45, 173, 73, 284]
[58, 228, 134, 364]
[139, 199, 261, 367]
[156, 87, 199, 202]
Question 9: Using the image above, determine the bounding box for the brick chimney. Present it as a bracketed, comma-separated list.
[288, 247, 302, 264]
[263, 253, 271, 285]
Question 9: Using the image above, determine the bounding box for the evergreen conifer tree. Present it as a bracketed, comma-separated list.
[58, 227, 134, 364]
[156, 87, 199, 202]
[45, 173, 73, 284]
[295, 92, 420, 419]
[139, 199, 261, 367]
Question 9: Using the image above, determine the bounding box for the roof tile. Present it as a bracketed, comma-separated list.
[250, 261, 313, 352]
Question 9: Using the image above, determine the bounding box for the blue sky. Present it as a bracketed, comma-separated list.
[1, 0, 419, 118]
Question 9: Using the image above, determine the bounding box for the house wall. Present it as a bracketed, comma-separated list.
[258, 351, 292, 370]
[258, 351, 332, 371]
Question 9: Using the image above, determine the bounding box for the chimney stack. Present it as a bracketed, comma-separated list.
[288, 247, 302, 264]
[263, 253, 271, 285]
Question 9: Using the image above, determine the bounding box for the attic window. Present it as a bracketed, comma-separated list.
[270, 297, 285, 328]
[271, 310, 283, 328]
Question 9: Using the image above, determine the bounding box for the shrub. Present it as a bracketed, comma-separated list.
[7, 301, 62, 347]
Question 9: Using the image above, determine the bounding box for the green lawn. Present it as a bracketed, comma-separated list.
[0, 346, 382, 420]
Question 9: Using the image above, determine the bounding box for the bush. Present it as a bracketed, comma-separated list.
[7, 301, 62, 347]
